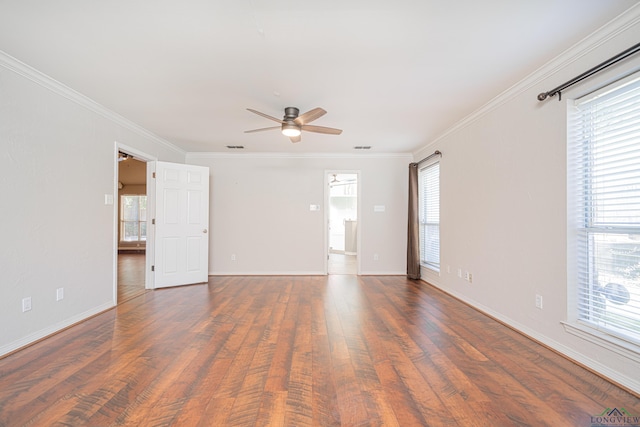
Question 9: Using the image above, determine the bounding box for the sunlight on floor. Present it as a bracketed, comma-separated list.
[328, 253, 357, 275]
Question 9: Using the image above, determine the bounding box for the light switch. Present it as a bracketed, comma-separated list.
[105, 194, 114, 205]
[374, 205, 385, 212]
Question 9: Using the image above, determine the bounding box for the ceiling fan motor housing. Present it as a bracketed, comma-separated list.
[284, 107, 300, 119]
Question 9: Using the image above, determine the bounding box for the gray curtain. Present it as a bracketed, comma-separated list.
[407, 163, 420, 280]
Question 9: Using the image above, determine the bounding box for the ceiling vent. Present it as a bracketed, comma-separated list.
[226, 145, 245, 149]
[354, 146, 372, 150]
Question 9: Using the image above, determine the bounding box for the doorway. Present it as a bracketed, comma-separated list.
[114, 144, 152, 304]
[327, 172, 358, 275]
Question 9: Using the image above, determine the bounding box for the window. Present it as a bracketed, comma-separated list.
[569, 74, 640, 346]
[419, 161, 440, 271]
[120, 195, 147, 242]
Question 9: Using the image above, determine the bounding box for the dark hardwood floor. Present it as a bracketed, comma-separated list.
[0, 275, 638, 426]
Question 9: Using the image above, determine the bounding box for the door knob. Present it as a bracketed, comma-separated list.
[203, 229, 208, 234]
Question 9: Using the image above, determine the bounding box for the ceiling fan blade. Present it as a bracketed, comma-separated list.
[301, 124, 342, 135]
[247, 108, 284, 124]
[244, 126, 281, 133]
[289, 135, 301, 143]
[294, 107, 326, 125]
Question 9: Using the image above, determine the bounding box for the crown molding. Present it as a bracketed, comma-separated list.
[414, 3, 640, 156]
[0, 50, 185, 156]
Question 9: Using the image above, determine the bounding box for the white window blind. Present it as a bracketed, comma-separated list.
[570, 74, 640, 346]
[419, 161, 440, 270]
[120, 195, 147, 242]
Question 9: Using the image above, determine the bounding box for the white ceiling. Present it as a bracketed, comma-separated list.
[0, 1, 637, 154]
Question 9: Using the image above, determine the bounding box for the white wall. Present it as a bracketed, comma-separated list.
[414, 10, 640, 393]
[0, 52, 184, 355]
[186, 154, 410, 275]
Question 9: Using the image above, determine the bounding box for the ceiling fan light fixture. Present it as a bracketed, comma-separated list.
[246, 107, 341, 143]
[281, 123, 301, 137]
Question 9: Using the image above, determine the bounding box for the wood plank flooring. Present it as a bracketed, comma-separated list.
[118, 253, 147, 303]
[1, 275, 638, 426]
[328, 253, 357, 275]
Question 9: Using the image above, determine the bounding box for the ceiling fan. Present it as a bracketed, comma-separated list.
[245, 106, 342, 143]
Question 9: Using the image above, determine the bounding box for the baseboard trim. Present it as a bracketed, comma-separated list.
[209, 271, 326, 276]
[209, 271, 405, 276]
[359, 271, 405, 276]
[0, 302, 115, 359]
[421, 279, 640, 397]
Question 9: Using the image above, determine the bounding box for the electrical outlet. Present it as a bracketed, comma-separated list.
[466, 272, 473, 283]
[22, 297, 32, 312]
[373, 254, 379, 261]
[231, 254, 236, 261]
[56, 288, 64, 301]
[457, 268, 463, 278]
[446, 265, 451, 274]
[535, 294, 543, 309]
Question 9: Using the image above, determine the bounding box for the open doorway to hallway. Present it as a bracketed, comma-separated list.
[116, 152, 147, 303]
[327, 172, 358, 275]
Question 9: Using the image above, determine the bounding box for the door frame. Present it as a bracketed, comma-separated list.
[113, 142, 157, 303]
[324, 170, 361, 275]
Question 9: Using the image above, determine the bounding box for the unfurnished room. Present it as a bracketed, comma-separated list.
[1, 1, 640, 425]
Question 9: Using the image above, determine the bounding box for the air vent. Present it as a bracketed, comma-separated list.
[226, 145, 245, 149]
[354, 146, 372, 150]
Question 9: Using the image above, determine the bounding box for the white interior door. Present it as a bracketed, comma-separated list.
[151, 161, 209, 288]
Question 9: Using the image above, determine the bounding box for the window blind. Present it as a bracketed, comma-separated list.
[570, 74, 640, 345]
[121, 195, 148, 242]
[419, 162, 440, 269]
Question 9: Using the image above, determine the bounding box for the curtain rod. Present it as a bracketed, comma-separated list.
[537, 42, 640, 102]
[415, 150, 442, 165]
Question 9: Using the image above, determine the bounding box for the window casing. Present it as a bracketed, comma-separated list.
[120, 195, 147, 242]
[419, 161, 440, 271]
[569, 74, 640, 347]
